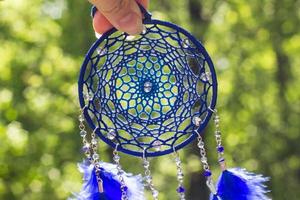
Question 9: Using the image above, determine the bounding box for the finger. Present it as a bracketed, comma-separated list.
[92, 0, 148, 34]
[89, 0, 147, 35]
[93, 11, 113, 34]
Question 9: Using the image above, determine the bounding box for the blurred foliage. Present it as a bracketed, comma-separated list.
[0, 0, 299, 199]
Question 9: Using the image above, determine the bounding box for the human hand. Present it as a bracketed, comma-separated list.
[88, 0, 149, 35]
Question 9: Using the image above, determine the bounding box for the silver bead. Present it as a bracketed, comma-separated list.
[152, 140, 162, 151]
[107, 128, 116, 140]
[192, 116, 202, 126]
[91, 138, 98, 145]
[200, 157, 207, 163]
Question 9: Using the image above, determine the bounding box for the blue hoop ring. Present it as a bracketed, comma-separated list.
[79, 8, 218, 157]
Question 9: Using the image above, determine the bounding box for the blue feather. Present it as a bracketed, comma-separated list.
[210, 168, 270, 200]
[90, 192, 108, 200]
[70, 161, 145, 200]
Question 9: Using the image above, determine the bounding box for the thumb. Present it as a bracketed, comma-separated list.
[88, 0, 143, 35]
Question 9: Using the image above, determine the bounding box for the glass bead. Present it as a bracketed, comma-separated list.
[144, 81, 153, 93]
[177, 173, 184, 180]
[217, 146, 224, 153]
[126, 35, 137, 41]
[97, 47, 107, 56]
[123, 186, 128, 191]
[218, 157, 225, 163]
[84, 91, 93, 101]
[117, 171, 123, 176]
[145, 175, 152, 183]
[200, 72, 211, 82]
[192, 116, 202, 126]
[91, 138, 97, 145]
[197, 141, 204, 148]
[220, 160, 227, 171]
[114, 155, 120, 162]
[152, 140, 162, 151]
[204, 170, 212, 177]
[215, 130, 221, 135]
[200, 157, 207, 163]
[175, 157, 181, 165]
[78, 115, 84, 122]
[82, 144, 90, 152]
[214, 115, 220, 121]
[80, 130, 87, 137]
[182, 38, 190, 48]
[214, 118, 220, 124]
[142, 26, 147, 34]
[107, 128, 116, 140]
[177, 186, 185, 193]
[152, 189, 159, 198]
[143, 160, 150, 168]
[92, 154, 99, 160]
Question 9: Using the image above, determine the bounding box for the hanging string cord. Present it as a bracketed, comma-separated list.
[173, 151, 186, 200]
[142, 149, 159, 200]
[79, 106, 92, 160]
[209, 107, 227, 171]
[195, 130, 217, 195]
[113, 144, 129, 200]
[90, 128, 103, 192]
[78, 107, 104, 193]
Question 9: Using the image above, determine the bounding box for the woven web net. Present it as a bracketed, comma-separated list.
[79, 23, 216, 157]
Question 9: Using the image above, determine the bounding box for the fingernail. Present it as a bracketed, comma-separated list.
[117, 13, 143, 35]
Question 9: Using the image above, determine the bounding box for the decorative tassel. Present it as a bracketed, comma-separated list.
[210, 168, 270, 200]
[71, 160, 145, 200]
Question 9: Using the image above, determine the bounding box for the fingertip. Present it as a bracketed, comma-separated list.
[93, 11, 114, 34]
[91, 0, 149, 35]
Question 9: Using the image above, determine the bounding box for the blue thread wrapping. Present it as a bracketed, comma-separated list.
[78, 18, 218, 157]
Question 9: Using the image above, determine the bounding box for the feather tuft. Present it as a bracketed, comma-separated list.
[210, 168, 271, 200]
[69, 160, 145, 200]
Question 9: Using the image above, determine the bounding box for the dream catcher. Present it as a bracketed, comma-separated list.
[72, 4, 270, 200]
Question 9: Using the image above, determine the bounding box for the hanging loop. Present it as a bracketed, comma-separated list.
[137, 3, 152, 23]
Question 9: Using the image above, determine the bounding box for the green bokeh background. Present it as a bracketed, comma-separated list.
[0, 0, 299, 199]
